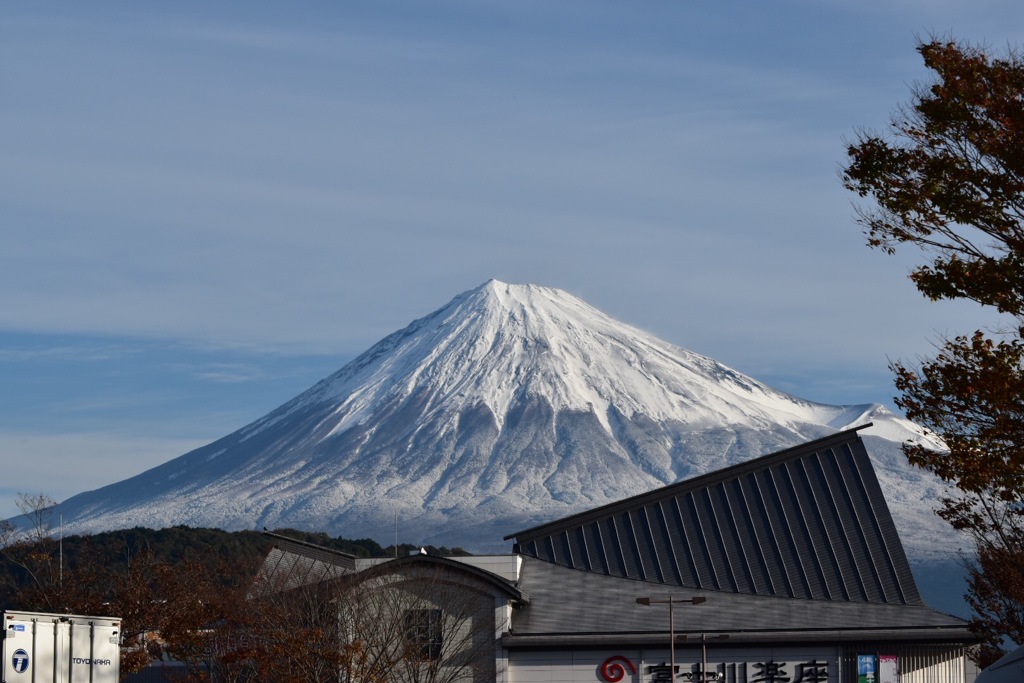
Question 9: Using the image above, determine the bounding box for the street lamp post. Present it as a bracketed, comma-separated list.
[703, 632, 708, 682]
[672, 633, 729, 682]
[636, 596, 706, 681]
[699, 633, 729, 682]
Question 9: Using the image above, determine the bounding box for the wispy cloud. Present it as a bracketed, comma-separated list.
[185, 362, 269, 384]
[0, 431, 208, 519]
[3, 0, 1024, 506]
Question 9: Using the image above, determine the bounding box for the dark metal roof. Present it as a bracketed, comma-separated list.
[254, 533, 528, 603]
[506, 556, 971, 645]
[371, 554, 530, 603]
[507, 427, 922, 606]
[253, 531, 357, 594]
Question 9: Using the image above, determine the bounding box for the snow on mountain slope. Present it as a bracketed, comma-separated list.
[48, 280, 960, 559]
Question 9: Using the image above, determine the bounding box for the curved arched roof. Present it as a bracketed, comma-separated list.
[358, 554, 529, 603]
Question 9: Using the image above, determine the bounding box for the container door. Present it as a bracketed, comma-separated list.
[68, 622, 119, 683]
[3, 616, 66, 682]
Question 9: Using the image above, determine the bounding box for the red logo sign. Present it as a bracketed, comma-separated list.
[600, 656, 637, 682]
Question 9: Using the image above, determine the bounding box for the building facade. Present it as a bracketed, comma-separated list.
[259, 427, 977, 683]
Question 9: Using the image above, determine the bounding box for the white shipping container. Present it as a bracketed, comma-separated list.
[2, 611, 120, 683]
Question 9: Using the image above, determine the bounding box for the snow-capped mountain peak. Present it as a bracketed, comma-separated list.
[260, 280, 862, 441]
[48, 280, 955, 560]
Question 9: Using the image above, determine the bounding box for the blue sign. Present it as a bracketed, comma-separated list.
[10, 624, 24, 632]
[857, 655, 877, 683]
[12, 648, 30, 674]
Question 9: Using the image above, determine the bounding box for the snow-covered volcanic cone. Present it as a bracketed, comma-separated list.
[51, 280, 955, 561]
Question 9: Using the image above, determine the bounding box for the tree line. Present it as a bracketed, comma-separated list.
[1, 495, 472, 681]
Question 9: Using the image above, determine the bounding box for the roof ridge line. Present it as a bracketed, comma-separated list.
[505, 424, 872, 541]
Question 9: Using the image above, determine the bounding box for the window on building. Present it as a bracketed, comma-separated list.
[404, 608, 442, 660]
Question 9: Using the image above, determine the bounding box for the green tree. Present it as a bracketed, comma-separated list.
[842, 38, 1024, 664]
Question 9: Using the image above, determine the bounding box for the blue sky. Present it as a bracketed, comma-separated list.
[2, 1, 1021, 519]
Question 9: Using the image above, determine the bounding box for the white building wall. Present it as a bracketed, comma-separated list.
[453, 555, 523, 583]
[508, 646, 840, 683]
[494, 595, 513, 683]
[899, 647, 968, 683]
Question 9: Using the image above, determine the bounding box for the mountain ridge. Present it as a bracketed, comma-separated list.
[46, 280, 958, 561]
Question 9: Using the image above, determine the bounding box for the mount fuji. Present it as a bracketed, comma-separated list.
[50, 280, 960, 562]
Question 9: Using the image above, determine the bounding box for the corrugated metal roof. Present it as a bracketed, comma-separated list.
[506, 555, 969, 642]
[252, 531, 357, 594]
[507, 427, 922, 606]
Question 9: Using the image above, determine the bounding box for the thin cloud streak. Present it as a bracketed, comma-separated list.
[2, 0, 1023, 512]
[0, 432, 210, 520]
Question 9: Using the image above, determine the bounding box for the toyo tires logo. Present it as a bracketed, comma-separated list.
[8, 650, 112, 674]
[11, 648, 29, 673]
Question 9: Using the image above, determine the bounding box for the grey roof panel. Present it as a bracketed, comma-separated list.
[252, 531, 357, 595]
[509, 556, 966, 640]
[507, 428, 923, 606]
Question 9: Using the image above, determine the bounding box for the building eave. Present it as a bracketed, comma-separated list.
[501, 625, 980, 650]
